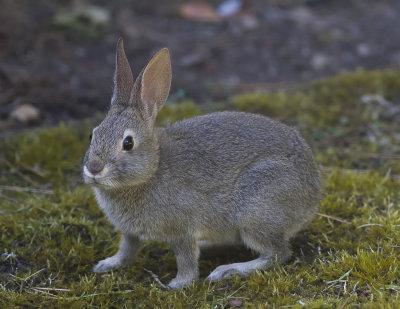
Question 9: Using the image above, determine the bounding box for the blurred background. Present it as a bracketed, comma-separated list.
[1, 0, 400, 135]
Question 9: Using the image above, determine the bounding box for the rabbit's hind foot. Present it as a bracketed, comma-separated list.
[206, 256, 270, 281]
[206, 235, 292, 282]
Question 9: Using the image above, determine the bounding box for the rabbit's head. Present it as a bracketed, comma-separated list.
[83, 39, 172, 188]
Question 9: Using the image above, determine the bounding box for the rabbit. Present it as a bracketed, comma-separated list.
[82, 38, 321, 289]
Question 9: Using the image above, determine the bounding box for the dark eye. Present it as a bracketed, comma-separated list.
[123, 136, 134, 151]
[89, 133, 92, 141]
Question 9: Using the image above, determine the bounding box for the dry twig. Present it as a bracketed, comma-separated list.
[0, 185, 53, 194]
[30, 287, 71, 292]
[317, 213, 351, 224]
[2, 158, 42, 188]
[143, 268, 169, 290]
[0, 193, 19, 203]
[357, 223, 384, 228]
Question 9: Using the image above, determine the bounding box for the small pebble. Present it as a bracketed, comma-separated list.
[10, 104, 40, 124]
[311, 53, 329, 70]
[228, 299, 243, 307]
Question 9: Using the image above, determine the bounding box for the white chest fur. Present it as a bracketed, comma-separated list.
[93, 187, 150, 239]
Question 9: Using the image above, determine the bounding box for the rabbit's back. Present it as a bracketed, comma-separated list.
[155, 111, 320, 236]
[159, 111, 318, 185]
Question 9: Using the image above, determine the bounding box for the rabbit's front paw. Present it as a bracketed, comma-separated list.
[93, 255, 127, 273]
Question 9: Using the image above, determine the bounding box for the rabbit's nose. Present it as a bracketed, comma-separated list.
[87, 160, 104, 175]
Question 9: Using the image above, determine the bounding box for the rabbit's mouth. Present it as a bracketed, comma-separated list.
[83, 165, 112, 186]
[84, 175, 116, 188]
[83, 165, 127, 188]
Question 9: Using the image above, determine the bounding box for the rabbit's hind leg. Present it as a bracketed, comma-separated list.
[205, 230, 291, 282]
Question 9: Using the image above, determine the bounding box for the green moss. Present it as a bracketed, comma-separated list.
[232, 92, 298, 121]
[53, 5, 110, 41]
[157, 100, 203, 125]
[233, 69, 400, 128]
[1, 74, 400, 307]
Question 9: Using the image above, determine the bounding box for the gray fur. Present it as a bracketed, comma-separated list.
[83, 39, 321, 288]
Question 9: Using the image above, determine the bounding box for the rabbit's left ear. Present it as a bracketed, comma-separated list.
[112, 38, 134, 105]
[135, 48, 172, 123]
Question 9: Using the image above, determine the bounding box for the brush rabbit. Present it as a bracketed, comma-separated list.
[83, 39, 321, 289]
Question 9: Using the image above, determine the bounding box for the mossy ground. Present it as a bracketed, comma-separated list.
[1, 70, 400, 308]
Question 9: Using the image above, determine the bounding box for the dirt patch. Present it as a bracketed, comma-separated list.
[0, 0, 399, 133]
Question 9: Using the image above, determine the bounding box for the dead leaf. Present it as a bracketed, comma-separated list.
[355, 289, 372, 297]
[180, 2, 221, 22]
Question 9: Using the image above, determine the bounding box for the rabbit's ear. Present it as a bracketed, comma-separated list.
[136, 48, 172, 123]
[112, 38, 134, 105]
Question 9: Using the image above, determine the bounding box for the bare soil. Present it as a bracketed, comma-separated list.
[0, 0, 399, 132]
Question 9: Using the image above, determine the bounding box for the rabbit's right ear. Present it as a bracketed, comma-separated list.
[112, 38, 134, 105]
[134, 48, 172, 125]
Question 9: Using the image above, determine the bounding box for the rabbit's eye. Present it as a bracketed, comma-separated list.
[123, 136, 134, 151]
